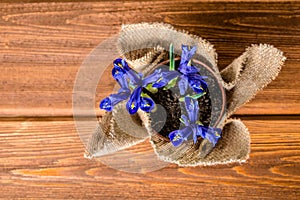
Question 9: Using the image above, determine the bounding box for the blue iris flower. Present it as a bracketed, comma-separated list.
[99, 60, 131, 112]
[124, 69, 162, 115]
[169, 96, 221, 147]
[100, 58, 162, 114]
[153, 45, 208, 95]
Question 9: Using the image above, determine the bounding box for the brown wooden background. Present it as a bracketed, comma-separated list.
[1, 0, 299, 199]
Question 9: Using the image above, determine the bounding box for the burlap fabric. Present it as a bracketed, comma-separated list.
[85, 23, 286, 166]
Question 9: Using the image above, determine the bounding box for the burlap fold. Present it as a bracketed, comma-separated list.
[85, 23, 285, 167]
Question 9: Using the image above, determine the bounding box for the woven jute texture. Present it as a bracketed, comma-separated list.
[85, 23, 286, 166]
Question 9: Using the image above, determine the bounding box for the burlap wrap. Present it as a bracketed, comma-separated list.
[85, 23, 286, 166]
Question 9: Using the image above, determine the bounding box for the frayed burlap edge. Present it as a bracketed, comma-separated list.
[84, 102, 151, 159]
[85, 23, 285, 167]
[147, 118, 250, 167]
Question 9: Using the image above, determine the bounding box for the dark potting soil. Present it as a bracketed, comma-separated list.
[144, 60, 212, 140]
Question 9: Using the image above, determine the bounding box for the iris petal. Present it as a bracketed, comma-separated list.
[112, 61, 130, 90]
[112, 66, 126, 80]
[188, 78, 206, 94]
[169, 126, 193, 147]
[196, 125, 203, 138]
[180, 126, 193, 140]
[178, 65, 199, 75]
[142, 69, 162, 86]
[205, 128, 221, 146]
[178, 76, 189, 95]
[197, 125, 221, 146]
[188, 74, 208, 89]
[184, 97, 199, 123]
[181, 114, 189, 126]
[126, 86, 142, 114]
[127, 69, 141, 85]
[113, 71, 129, 89]
[111, 90, 131, 102]
[113, 58, 131, 71]
[140, 97, 155, 112]
[100, 89, 131, 112]
[179, 45, 197, 67]
[113, 58, 140, 85]
[152, 71, 179, 88]
[193, 132, 198, 144]
[100, 97, 112, 111]
[152, 79, 168, 88]
[169, 130, 183, 147]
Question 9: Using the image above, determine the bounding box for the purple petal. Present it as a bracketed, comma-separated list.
[169, 130, 183, 147]
[178, 65, 199, 75]
[152, 71, 179, 88]
[152, 79, 168, 88]
[142, 69, 162, 86]
[112, 65, 126, 79]
[193, 132, 198, 144]
[196, 125, 204, 138]
[178, 45, 199, 75]
[187, 74, 208, 93]
[180, 126, 193, 140]
[169, 126, 193, 147]
[100, 97, 112, 111]
[113, 58, 131, 71]
[127, 69, 141, 85]
[126, 86, 142, 114]
[179, 45, 197, 67]
[140, 97, 155, 112]
[99, 89, 130, 112]
[184, 97, 199, 123]
[181, 114, 189, 126]
[109, 90, 131, 104]
[197, 125, 221, 146]
[112, 68, 129, 89]
[178, 76, 188, 95]
[205, 128, 221, 146]
[113, 58, 141, 85]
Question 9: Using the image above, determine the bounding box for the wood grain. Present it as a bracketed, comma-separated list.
[1, 1, 300, 199]
[0, 1, 299, 117]
[0, 118, 299, 199]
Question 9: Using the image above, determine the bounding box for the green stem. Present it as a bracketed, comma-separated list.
[169, 43, 175, 71]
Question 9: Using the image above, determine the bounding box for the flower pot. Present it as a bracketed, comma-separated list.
[144, 57, 226, 153]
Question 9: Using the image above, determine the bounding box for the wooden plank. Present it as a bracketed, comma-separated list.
[0, 118, 299, 199]
[0, 1, 299, 117]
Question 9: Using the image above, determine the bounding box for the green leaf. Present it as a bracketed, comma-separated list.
[179, 92, 206, 101]
[169, 43, 175, 71]
[190, 92, 206, 99]
[163, 77, 178, 90]
[145, 84, 158, 94]
[195, 121, 203, 125]
[140, 92, 151, 98]
[179, 97, 185, 102]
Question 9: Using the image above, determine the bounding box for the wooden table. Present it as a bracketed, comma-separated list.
[1, 1, 299, 199]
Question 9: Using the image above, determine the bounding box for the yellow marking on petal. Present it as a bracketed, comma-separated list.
[215, 132, 220, 137]
[118, 63, 123, 68]
[173, 135, 181, 142]
[131, 102, 135, 109]
[157, 77, 163, 82]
